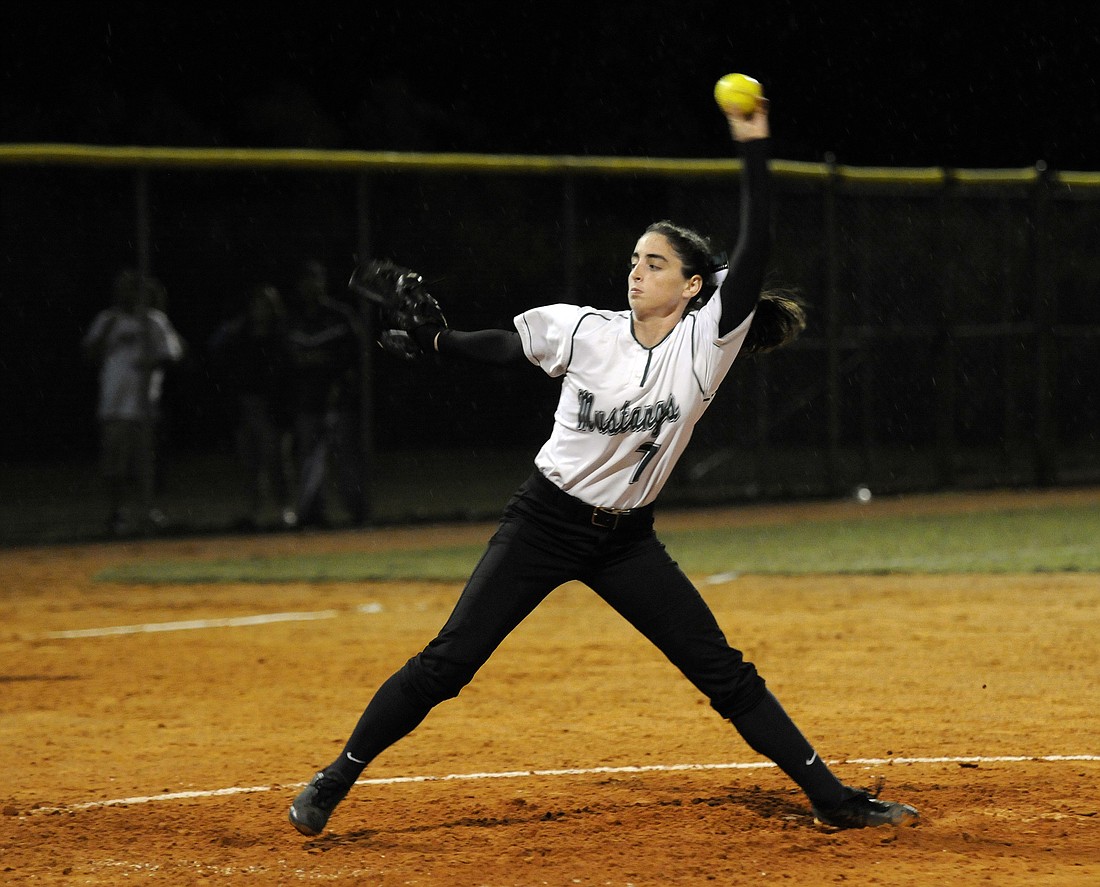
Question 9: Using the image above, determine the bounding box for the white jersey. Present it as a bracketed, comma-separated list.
[515, 278, 753, 510]
[83, 308, 184, 421]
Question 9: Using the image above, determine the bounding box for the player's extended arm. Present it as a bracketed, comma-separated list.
[431, 328, 528, 367]
[717, 130, 772, 337]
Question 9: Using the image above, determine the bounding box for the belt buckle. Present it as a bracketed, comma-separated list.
[591, 507, 626, 530]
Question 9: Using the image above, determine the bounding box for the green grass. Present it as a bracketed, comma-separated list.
[662, 506, 1100, 574]
[97, 546, 487, 584]
[94, 503, 1100, 584]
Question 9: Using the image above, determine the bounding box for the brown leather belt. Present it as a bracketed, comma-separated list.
[529, 471, 652, 531]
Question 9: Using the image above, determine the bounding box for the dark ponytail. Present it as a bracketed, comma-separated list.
[742, 289, 807, 353]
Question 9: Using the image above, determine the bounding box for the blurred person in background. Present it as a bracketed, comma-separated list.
[208, 283, 296, 530]
[82, 268, 184, 535]
[285, 259, 366, 528]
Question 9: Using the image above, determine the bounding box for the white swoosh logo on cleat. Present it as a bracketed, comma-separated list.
[805, 751, 818, 766]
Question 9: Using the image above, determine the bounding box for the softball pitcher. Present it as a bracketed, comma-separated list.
[290, 92, 919, 835]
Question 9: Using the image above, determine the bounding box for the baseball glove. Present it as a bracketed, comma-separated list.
[347, 259, 447, 359]
[375, 329, 420, 361]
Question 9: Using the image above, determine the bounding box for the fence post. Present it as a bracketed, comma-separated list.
[856, 193, 877, 488]
[934, 170, 958, 486]
[823, 154, 843, 493]
[562, 173, 577, 303]
[134, 168, 154, 421]
[998, 196, 1021, 476]
[135, 168, 151, 282]
[355, 172, 376, 521]
[1030, 160, 1058, 485]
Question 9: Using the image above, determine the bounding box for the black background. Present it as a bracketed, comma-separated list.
[2, 2, 1099, 474]
[3, 2, 1099, 169]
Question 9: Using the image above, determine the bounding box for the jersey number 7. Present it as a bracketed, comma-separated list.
[630, 442, 662, 484]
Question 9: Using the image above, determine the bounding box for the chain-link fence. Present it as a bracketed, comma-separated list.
[2, 146, 1098, 539]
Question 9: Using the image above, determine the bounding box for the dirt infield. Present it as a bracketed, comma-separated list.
[2, 488, 1098, 884]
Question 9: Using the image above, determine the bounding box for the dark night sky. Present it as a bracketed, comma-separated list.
[2, 2, 1099, 470]
[3, 2, 1100, 170]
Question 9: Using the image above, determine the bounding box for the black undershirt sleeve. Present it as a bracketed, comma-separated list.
[434, 328, 529, 367]
[717, 138, 772, 337]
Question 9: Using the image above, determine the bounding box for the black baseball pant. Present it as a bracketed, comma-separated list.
[334, 471, 849, 807]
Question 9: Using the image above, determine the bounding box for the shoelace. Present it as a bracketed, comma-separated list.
[858, 775, 887, 800]
[313, 774, 349, 806]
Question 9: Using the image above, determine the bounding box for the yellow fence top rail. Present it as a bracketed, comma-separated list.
[0, 143, 1096, 188]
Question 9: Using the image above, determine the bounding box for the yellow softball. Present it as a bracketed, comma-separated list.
[713, 73, 762, 116]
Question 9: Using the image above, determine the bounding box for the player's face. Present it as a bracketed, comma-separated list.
[627, 233, 702, 321]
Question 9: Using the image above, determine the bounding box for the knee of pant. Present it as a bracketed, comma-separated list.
[709, 669, 768, 721]
[401, 650, 477, 706]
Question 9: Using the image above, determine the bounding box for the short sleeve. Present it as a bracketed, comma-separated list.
[81, 310, 111, 348]
[514, 303, 590, 378]
[150, 310, 185, 362]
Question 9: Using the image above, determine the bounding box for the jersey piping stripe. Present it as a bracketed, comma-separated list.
[686, 311, 708, 397]
[564, 311, 613, 371]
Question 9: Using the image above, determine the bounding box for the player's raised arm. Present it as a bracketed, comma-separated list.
[716, 91, 772, 338]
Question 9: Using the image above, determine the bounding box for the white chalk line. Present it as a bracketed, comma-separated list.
[43, 604, 384, 639]
[44, 610, 339, 638]
[24, 754, 1100, 816]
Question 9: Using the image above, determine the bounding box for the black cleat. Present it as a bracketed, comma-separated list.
[812, 787, 920, 830]
[288, 770, 351, 836]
